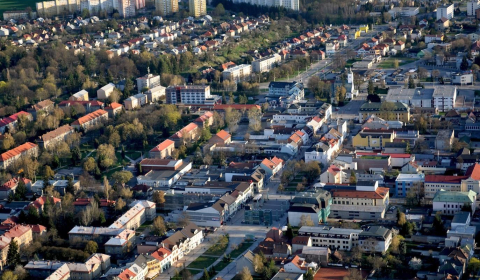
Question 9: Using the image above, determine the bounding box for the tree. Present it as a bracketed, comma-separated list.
[111, 171, 133, 186]
[240, 267, 253, 280]
[153, 191, 166, 206]
[350, 171, 357, 184]
[406, 182, 424, 206]
[460, 56, 469, 71]
[178, 212, 190, 227]
[253, 254, 265, 274]
[1, 271, 17, 280]
[84, 241, 98, 254]
[83, 157, 97, 173]
[397, 210, 406, 226]
[96, 144, 116, 169]
[43, 165, 55, 181]
[14, 179, 27, 200]
[299, 215, 315, 226]
[213, 3, 226, 16]
[393, 59, 399, 69]
[468, 257, 480, 275]
[115, 198, 126, 212]
[225, 108, 242, 133]
[408, 75, 415, 88]
[432, 212, 446, 236]
[6, 240, 20, 267]
[13, 266, 28, 280]
[432, 69, 440, 82]
[247, 108, 263, 132]
[151, 216, 167, 236]
[334, 85, 346, 104]
[285, 224, 294, 240]
[202, 268, 210, 280]
[1, 133, 14, 151]
[368, 79, 374, 95]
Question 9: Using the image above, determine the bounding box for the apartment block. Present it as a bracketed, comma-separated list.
[0, 142, 39, 169]
[437, 4, 454, 20]
[298, 226, 362, 251]
[252, 54, 281, 73]
[468, 0, 480, 16]
[222, 64, 252, 82]
[189, 0, 207, 17]
[97, 83, 116, 100]
[71, 109, 108, 131]
[137, 74, 161, 94]
[149, 139, 175, 159]
[166, 85, 220, 105]
[433, 190, 477, 215]
[124, 93, 147, 110]
[0, 111, 33, 134]
[37, 125, 75, 149]
[70, 89, 89, 101]
[146, 85, 166, 103]
[155, 0, 178, 15]
[231, 0, 299, 10]
[433, 86, 457, 112]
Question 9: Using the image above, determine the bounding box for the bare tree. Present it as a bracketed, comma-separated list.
[225, 108, 242, 133]
[247, 108, 263, 132]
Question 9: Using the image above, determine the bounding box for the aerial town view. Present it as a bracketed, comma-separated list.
[2, 0, 480, 279]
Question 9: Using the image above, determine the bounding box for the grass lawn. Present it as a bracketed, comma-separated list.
[230, 242, 254, 258]
[0, 0, 40, 19]
[187, 256, 218, 269]
[204, 235, 229, 256]
[378, 57, 417, 69]
[125, 151, 142, 160]
[136, 221, 153, 232]
[214, 260, 231, 271]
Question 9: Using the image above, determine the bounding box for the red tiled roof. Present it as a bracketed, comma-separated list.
[331, 187, 389, 199]
[152, 247, 172, 261]
[0, 178, 30, 191]
[213, 104, 261, 111]
[425, 175, 467, 184]
[29, 224, 47, 233]
[72, 109, 108, 126]
[150, 139, 175, 152]
[30, 196, 61, 210]
[73, 198, 115, 207]
[0, 111, 31, 127]
[465, 163, 480, 180]
[292, 236, 310, 244]
[0, 142, 37, 162]
[105, 102, 123, 110]
[216, 130, 231, 141]
[327, 165, 341, 175]
[118, 268, 136, 280]
[4, 224, 31, 239]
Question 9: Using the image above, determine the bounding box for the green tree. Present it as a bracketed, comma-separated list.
[350, 171, 357, 184]
[43, 165, 55, 181]
[408, 76, 415, 88]
[151, 216, 167, 236]
[14, 179, 27, 200]
[213, 3, 226, 16]
[84, 241, 98, 254]
[304, 269, 314, 280]
[1, 271, 17, 280]
[368, 79, 374, 94]
[460, 56, 469, 71]
[6, 240, 20, 267]
[285, 223, 294, 240]
[432, 212, 446, 236]
[202, 268, 210, 280]
[111, 171, 133, 186]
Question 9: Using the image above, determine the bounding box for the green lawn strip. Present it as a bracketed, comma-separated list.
[187, 256, 218, 269]
[230, 242, 255, 258]
[204, 235, 229, 256]
[214, 260, 232, 271]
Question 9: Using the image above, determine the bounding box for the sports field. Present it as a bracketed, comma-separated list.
[0, 0, 41, 19]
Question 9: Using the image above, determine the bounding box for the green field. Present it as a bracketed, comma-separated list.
[0, 0, 40, 19]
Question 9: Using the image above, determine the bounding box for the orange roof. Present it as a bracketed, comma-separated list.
[30, 196, 61, 210]
[261, 156, 283, 170]
[72, 109, 108, 126]
[0, 178, 30, 191]
[466, 163, 480, 180]
[4, 224, 31, 239]
[150, 139, 175, 152]
[29, 224, 47, 233]
[216, 130, 231, 141]
[213, 104, 261, 111]
[288, 133, 301, 144]
[152, 247, 172, 261]
[118, 269, 136, 280]
[105, 102, 123, 110]
[327, 165, 341, 175]
[331, 187, 389, 199]
[183, 123, 198, 133]
[0, 142, 37, 162]
[314, 267, 368, 280]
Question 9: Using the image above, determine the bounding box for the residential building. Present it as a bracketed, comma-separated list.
[0, 178, 31, 199]
[268, 81, 305, 100]
[433, 190, 477, 215]
[27, 100, 54, 120]
[358, 102, 410, 122]
[259, 156, 284, 179]
[320, 165, 347, 184]
[189, 0, 207, 17]
[433, 86, 457, 111]
[0, 142, 39, 169]
[118, 0, 136, 18]
[436, 130, 454, 151]
[329, 180, 390, 219]
[437, 4, 454, 20]
[223, 64, 252, 81]
[71, 109, 109, 131]
[4, 224, 33, 248]
[37, 125, 75, 149]
[166, 85, 220, 105]
[149, 139, 175, 159]
[298, 226, 363, 251]
[97, 83, 116, 100]
[288, 190, 332, 226]
[468, 0, 480, 16]
[236, 251, 255, 275]
[424, 175, 467, 199]
[104, 102, 123, 118]
[385, 88, 434, 108]
[70, 89, 89, 101]
[284, 256, 316, 273]
[231, 0, 299, 10]
[155, 0, 178, 15]
[136, 161, 192, 187]
[252, 54, 281, 73]
[170, 123, 200, 147]
[0, 111, 33, 134]
[146, 85, 166, 103]
[137, 73, 161, 94]
[395, 174, 424, 197]
[352, 129, 396, 148]
[451, 73, 473, 85]
[58, 100, 104, 113]
[358, 226, 393, 254]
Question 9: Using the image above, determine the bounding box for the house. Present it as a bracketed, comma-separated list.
[320, 165, 347, 184]
[69, 89, 89, 101]
[27, 196, 61, 214]
[0, 142, 39, 169]
[259, 157, 284, 179]
[97, 83, 116, 100]
[149, 139, 175, 159]
[170, 123, 200, 147]
[425, 34, 444, 43]
[0, 178, 31, 199]
[71, 109, 108, 132]
[433, 190, 477, 215]
[207, 130, 232, 147]
[394, 40, 405, 51]
[0, 111, 33, 134]
[27, 99, 54, 119]
[358, 226, 393, 254]
[436, 130, 454, 151]
[104, 102, 123, 118]
[301, 247, 329, 267]
[37, 125, 75, 149]
[284, 255, 315, 273]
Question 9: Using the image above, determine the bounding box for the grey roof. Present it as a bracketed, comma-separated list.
[452, 211, 470, 224]
[271, 272, 303, 280]
[432, 86, 456, 98]
[386, 88, 434, 101]
[359, 226, 391, 240]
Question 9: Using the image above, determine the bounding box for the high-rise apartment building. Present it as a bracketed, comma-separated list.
[189, 0, 207, 17]
[36, 0, 138, 18]
[468, 0, 480, 16]
[155, 0, 178, 15]
[231, 0, 299, 10]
